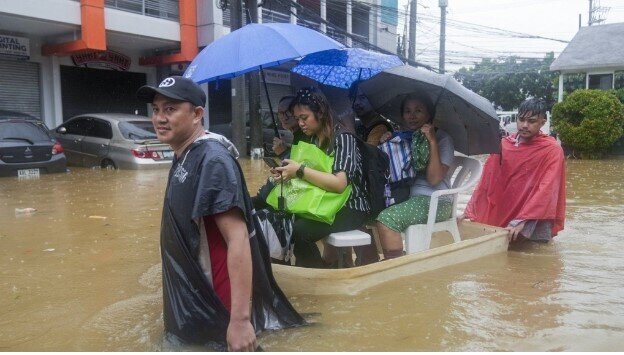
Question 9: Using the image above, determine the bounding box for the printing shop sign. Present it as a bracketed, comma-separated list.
[71, 50, 131, 71]
[0, 35, 30, 60]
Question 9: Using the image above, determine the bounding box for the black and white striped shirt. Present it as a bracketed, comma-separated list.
[331, 133, 370, 212]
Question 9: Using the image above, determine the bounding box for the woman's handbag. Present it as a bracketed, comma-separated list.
[266, 141, 352, 224]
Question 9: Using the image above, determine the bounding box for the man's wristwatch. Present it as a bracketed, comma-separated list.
[296, 163, 306, 179]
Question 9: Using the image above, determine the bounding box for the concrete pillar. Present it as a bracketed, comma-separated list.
[346, 0, 353, 46]
[290, 0, 297, 24]
[51, 56, 63, 127]
[320, 0, 327, 33]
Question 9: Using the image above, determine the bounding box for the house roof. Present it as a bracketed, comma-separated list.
[550, 22, 624, 72]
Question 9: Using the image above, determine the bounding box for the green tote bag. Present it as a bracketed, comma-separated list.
[266, 141, 352, 224]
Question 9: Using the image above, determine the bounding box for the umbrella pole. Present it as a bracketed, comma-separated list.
[259, 66, 281, 138]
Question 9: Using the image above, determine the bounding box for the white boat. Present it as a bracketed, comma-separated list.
[272, 221, 508, 296]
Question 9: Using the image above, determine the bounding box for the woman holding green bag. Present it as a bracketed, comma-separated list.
[274, 87, 370, 268]
[375, 93, 455, 259]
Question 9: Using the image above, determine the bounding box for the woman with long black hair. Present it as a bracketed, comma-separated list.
[275, 87, 370, 268]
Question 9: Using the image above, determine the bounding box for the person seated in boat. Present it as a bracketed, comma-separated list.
[252, 95, 311, 210]
[271, 95, 312, 159]
[274, 87, 371, 268]
[461, 98, 566, 243]
[375, 93, 455, 259]
[349, 82, 394, 146]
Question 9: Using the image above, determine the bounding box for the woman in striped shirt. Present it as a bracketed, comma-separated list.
[275, 87, 370, 268]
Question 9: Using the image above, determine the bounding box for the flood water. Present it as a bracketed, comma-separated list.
[1, 158, 623, 351]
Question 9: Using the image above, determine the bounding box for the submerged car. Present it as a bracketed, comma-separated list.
[0, 110, 67, 178]
[52, 114, 173, 169]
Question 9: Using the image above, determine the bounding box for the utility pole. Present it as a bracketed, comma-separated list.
[408, 0, 417, 61]
[588, 0, 592, 25]
[588, 0, 610, 26]
[245, 0, 263, 158]
[230, 0, 247, 156]
[438, 0, 447, 74]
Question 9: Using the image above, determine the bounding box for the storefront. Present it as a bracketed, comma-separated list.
[0, 35, 41, 119]
[60, 49, 148, 120]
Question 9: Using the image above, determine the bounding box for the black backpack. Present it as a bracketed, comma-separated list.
[345, 133, 390, 220]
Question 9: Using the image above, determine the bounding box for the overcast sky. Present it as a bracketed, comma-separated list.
[396, 0, 624, 72]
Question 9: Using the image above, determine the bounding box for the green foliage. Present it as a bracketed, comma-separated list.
[453, 53, 557, 110]
[608, 88, 624, 104]
[552, 89, 624, 158]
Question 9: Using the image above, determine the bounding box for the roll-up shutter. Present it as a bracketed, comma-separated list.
[0, 59, 41, 118]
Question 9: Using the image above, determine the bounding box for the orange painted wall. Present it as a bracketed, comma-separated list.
[42, 0, 106, 56]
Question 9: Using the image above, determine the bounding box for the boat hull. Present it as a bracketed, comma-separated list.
[272, 221, 508, 296]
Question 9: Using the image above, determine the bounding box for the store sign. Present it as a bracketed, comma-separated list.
[0, 35, 30, 60]
[263, 70, 291, 86]
[71, 50, 131, 71]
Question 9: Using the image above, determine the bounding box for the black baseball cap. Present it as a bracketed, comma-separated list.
[136, 76, 206, 107]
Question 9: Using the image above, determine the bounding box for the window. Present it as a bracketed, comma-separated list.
[614, 71, 624, 90]
[62, 118, 92, 135]
[588, 74, 613, 90]
[0, 122, 50, 141]
[118, 121, 157, 140]
[88, 119, 113, 139]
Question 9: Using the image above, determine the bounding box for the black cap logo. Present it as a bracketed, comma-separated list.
[159, 77, 176, 88]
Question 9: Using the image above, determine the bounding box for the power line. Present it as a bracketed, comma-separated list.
[271, 0, 439, 71]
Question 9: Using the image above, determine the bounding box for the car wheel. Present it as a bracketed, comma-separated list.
[101, 159, 117, 170]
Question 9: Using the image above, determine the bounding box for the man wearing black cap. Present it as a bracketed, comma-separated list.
[137, 76, 303, 351]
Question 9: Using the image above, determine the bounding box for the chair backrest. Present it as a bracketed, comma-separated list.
[437, 155, 483, 220]
[447, 155, 483, 191]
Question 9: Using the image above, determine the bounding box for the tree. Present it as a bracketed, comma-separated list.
[454, 53, 558, 110]
[552, 89, 624, 159]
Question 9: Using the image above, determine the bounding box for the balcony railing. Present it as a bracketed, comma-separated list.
[104, 0, 179, 21]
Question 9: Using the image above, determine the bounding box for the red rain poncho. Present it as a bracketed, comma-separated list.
[464, 133, 566, 236]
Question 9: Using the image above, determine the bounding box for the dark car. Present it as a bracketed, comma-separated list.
[0, 110, 67, 178]
[52, 114, 173, 170]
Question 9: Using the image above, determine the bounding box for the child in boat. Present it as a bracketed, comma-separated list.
[274, 87, 371, 268]
[375, 93, 455, 259]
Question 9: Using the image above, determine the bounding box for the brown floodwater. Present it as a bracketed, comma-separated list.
[1, 158, 623, 351]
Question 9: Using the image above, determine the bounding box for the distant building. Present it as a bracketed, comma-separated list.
[550, 22, 624, 155]
[550, 22, 624, 102]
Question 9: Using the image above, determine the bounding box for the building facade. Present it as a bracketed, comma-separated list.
[0, 0, 398, 130]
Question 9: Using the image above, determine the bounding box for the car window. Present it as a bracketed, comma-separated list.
[118, 121, 157, 140]
[62, 118, 92, 135]
[0, 121, 51, 141]
[88, 118, 113, 139]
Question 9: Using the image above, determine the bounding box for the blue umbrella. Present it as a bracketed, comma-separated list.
[291, 48, 403, 89]
[184, 23, 344, 83]
[184, 23, 344, 136]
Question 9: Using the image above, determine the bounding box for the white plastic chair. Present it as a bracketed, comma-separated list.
[401, 155, 483, 254]
[326, 230, 371, 268]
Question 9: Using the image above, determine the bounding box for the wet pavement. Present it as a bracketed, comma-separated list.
[1, 158, 623, 351]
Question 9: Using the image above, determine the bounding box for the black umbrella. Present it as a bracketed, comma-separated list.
[359, 65, 501, 155]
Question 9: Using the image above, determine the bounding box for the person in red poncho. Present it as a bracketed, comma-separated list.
[462, 98, 566, 243]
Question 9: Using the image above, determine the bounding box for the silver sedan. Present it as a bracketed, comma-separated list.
[52, 113, 173, 170]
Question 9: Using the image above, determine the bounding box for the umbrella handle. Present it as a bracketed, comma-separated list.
[260, 67, 281, 138]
